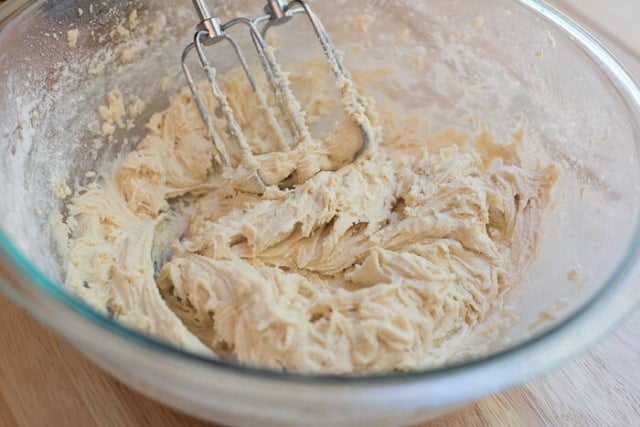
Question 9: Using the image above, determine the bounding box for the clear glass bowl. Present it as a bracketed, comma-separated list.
[1, 0, 640, 425]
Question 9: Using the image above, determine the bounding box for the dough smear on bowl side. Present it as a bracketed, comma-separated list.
[62, 59, 559, 374]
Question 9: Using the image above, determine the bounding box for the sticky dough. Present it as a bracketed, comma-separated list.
[63, 59, 558, 373]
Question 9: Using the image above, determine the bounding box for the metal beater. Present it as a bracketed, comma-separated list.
[182, 0, 373, 193]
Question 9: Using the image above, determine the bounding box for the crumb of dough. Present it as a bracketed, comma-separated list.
[67, 29, 79, 48]
[116, 24, 130, 38]
[128, 97, 145, 119]
[99, 89, 126, 129]
[146, 112, 163, 131]
[478, 309, 518, 340]
[120, 48, 136, 64]
[63, 58, 558, 374]
[528, 299, 568, 330]
[88, 65, 104, 76]
[349, 14, 375, 35]
[394, 28, 410, 40]
[529, 311, 555, 330]
[129, 10, 138, 30]
[89, 4, 94, 14]
[101, 122, 116, 136]
[78, 8, 83, 16]
[54, 178, 72, 200]
[85, 171, 97, 179]
[567, 265, 583, 281]
[472, 16, 485, 28]
[534, 49, 544, 58]
[547, 31, 556, 47]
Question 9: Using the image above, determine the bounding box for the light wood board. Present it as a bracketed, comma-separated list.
[1, 294, 638, 426]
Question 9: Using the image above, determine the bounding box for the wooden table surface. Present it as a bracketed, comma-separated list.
[1, 1, 640, 426]
[1, 293, 639, 427]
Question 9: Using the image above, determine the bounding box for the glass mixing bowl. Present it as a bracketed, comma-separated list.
[1, 0, 640, 425]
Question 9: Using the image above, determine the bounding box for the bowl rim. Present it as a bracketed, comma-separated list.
[1, 0, 640, 386]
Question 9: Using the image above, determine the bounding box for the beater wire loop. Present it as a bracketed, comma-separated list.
[182, 0, 372, 192]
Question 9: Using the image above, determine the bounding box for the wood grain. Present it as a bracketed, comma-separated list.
[1, 293, 639, 427]
[0, 294, 210, 427]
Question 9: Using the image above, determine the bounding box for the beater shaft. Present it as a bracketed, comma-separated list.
[182, 0, 373, 192]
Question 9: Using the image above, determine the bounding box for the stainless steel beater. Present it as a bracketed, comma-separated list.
[182, 0, 373, 193]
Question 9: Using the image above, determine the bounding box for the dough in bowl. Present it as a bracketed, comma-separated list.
[61, 58, 558, 374]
